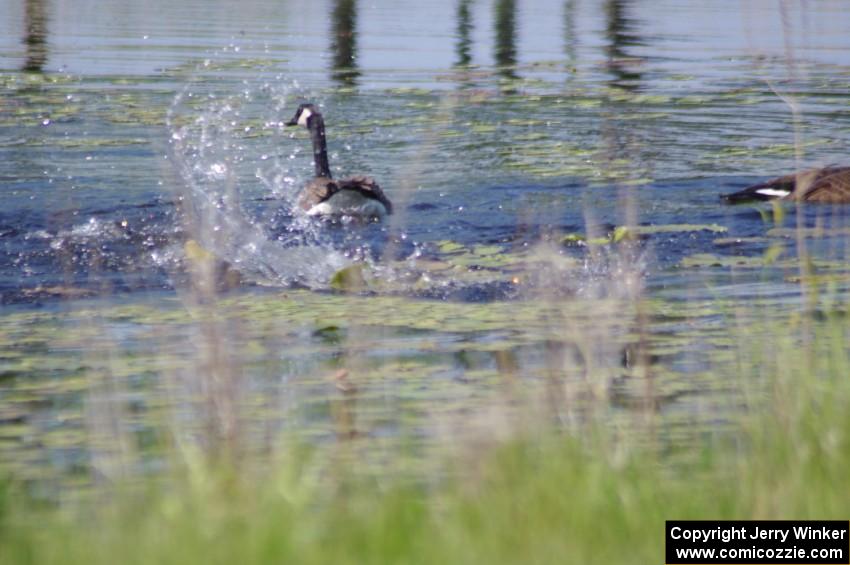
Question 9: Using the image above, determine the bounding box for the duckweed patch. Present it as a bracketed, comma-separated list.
[612, 223, 727, 242]
[2, 268, 836, 486]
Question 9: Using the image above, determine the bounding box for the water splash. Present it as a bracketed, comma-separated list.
[166, 71, 348, 289]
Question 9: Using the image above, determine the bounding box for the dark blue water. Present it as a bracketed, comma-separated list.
[3, 161, 849, 303]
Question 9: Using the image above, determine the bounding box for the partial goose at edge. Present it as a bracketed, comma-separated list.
[722, 165, 850, 204]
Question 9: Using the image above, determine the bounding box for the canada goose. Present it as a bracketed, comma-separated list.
[722, 166, 850, 204]
[286, 103, 392, 218]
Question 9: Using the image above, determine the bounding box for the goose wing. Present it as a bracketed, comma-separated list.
[338, 176, 393, 214]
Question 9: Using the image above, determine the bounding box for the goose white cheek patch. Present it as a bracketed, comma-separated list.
[297, 108, 313, 127]
[756, 188, 791, 198]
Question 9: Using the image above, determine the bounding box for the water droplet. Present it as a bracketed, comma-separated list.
[41, 118, 50, 126]
[209, 163, 227, 178]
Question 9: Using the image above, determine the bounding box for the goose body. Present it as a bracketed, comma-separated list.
[287, 104, 392, 218]
[722, 166, 850, 204]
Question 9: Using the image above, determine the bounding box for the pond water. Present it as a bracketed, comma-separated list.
[1, 0, 850, 488]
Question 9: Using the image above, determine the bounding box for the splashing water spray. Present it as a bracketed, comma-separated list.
[166, 64, 348, 291]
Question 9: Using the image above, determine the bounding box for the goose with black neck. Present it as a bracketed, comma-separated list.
[287, 103, 392, 219]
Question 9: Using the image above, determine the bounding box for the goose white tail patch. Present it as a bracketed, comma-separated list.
[755, 188, 791, 198]
[306, 191, 388, 218]
[306, 201, 334, 216]
[297, 107, 313, 127]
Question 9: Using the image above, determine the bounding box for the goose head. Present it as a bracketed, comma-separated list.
[286, 103, 320, 128]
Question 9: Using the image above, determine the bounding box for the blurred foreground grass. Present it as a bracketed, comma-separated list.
[1, 307, 847, 565]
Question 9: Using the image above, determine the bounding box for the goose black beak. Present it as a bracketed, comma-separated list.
[285, 118, 298, 126]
